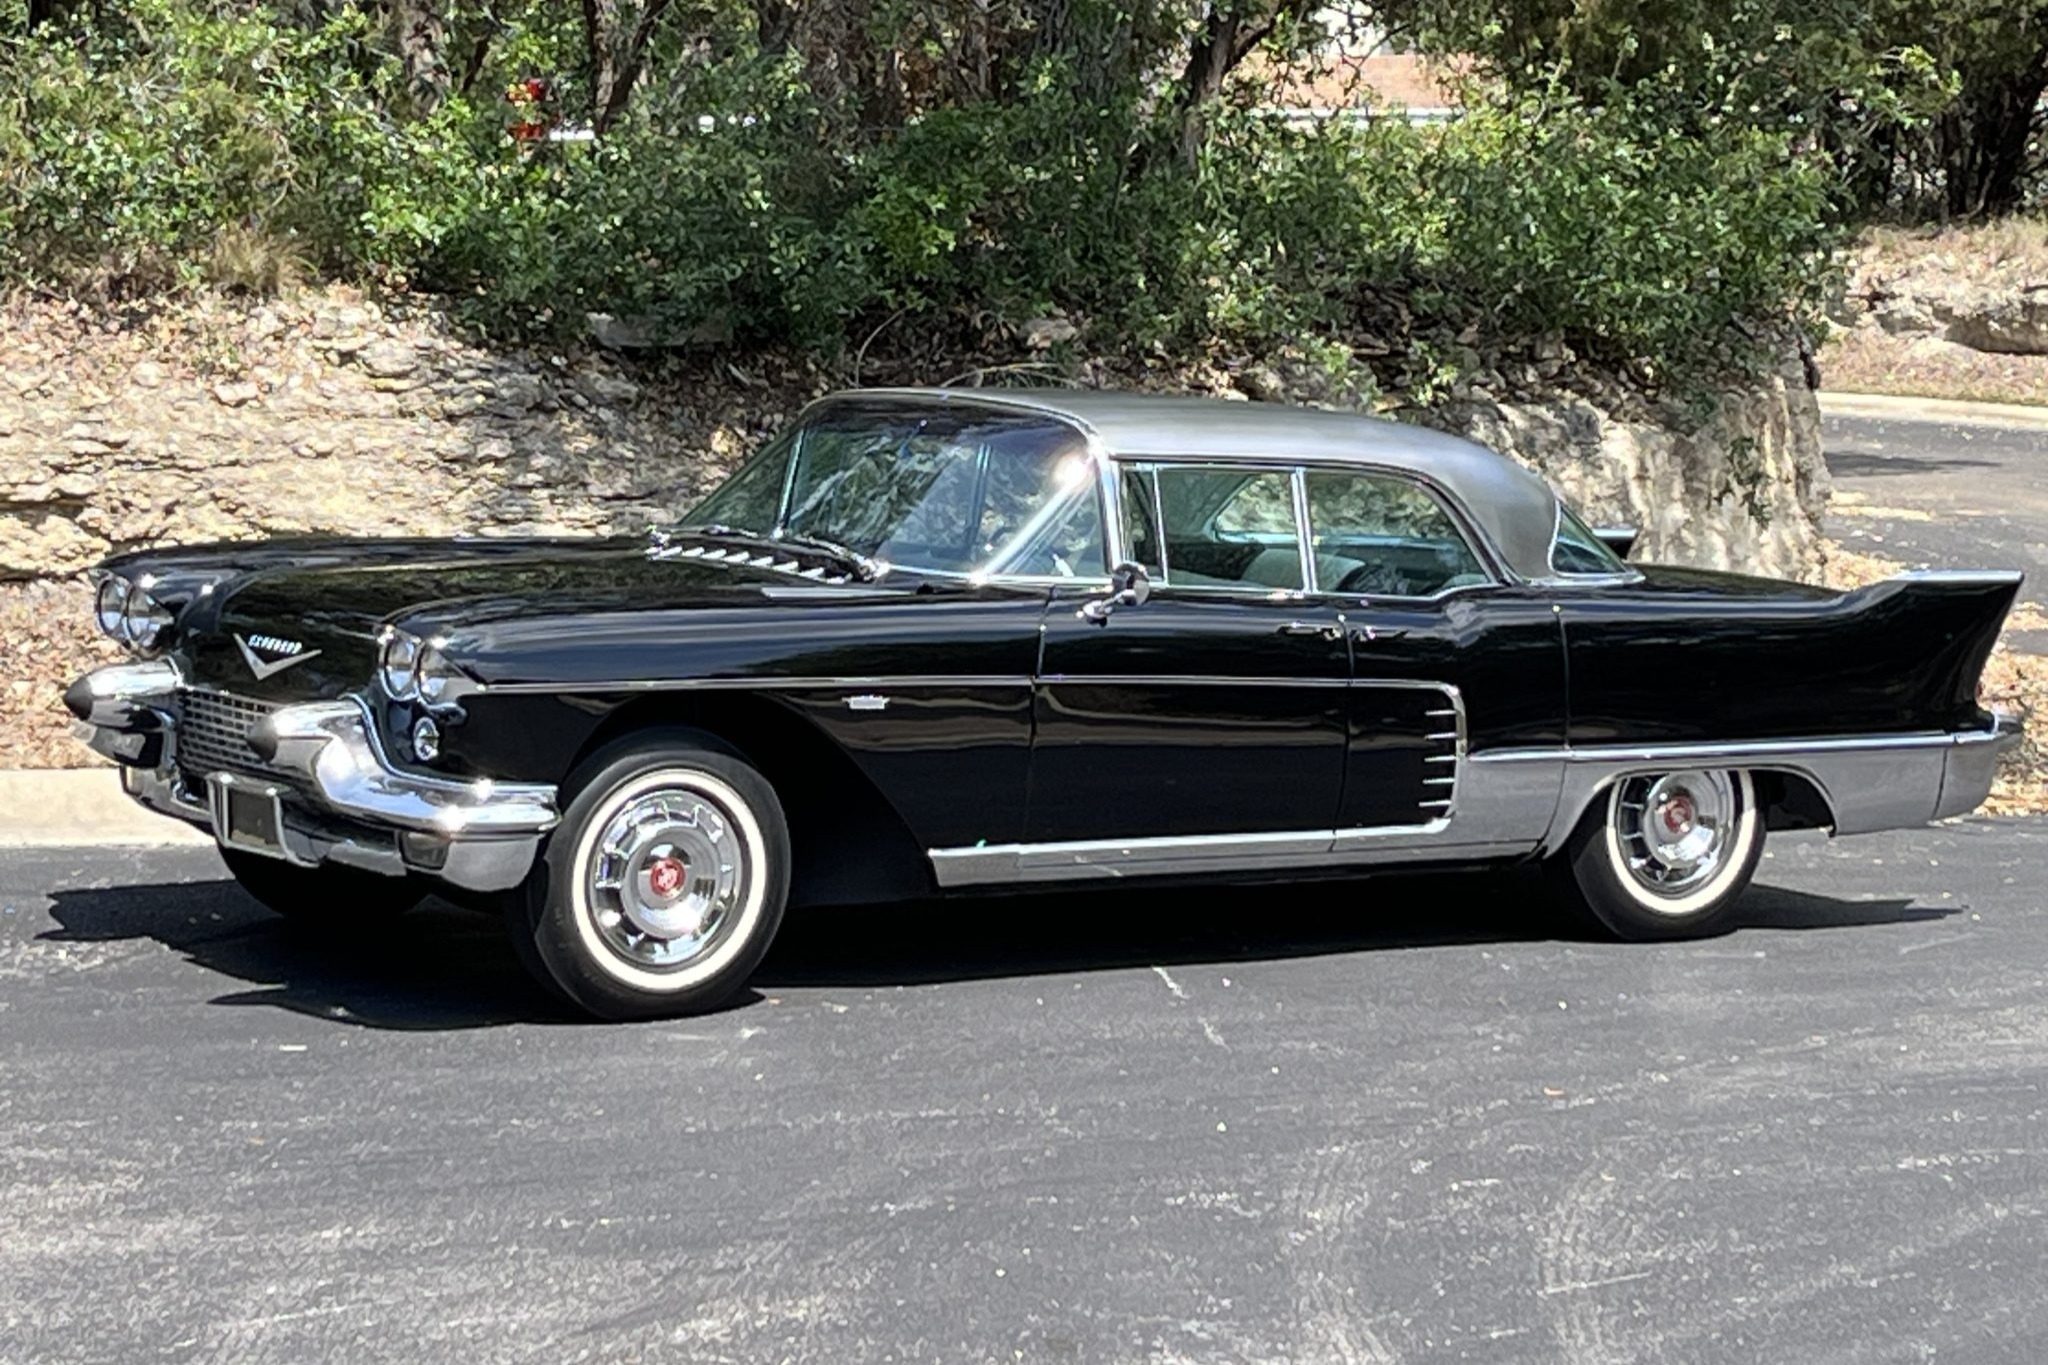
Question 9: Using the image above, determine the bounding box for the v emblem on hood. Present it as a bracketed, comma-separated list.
[235, 634, 321, 681]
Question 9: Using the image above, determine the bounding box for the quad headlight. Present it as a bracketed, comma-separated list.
[92, 574, 173, 652]
[378, 630, 422, 700]
[378, 629, 461, 705]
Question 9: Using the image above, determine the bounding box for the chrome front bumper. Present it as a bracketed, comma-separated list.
[69, 661, 558, 893]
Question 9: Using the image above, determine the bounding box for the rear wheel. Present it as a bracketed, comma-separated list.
[509, 733, 790, 1021]
[1551, 768, 1764, 940]
[219, 846, 421, 929]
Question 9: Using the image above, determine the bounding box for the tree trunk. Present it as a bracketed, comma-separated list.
[595, 0, 672, 133]
[751, 0, 798, 55]
[581, 0, 619, 126]
[1942, 47, 2048, 218]
[1168, 1, 1318, 167]
[390, 0, 450, 114]
[580, 0, 672, 134]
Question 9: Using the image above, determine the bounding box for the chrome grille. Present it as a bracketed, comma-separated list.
[175, 688, 282, 782]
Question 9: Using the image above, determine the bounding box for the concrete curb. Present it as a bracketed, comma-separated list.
[0, 769, 213, 848]
[1820, 391, 2048, 430]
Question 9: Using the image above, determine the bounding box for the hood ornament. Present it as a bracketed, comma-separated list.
[235, 633, 321, 681]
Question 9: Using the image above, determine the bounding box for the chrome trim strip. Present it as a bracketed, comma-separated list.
[928, 819, 1534, 888]
[1894, 568, 2026, 585]
[477, 673, 1034, 696]
[1043, 674, 1350, 689]
[1291, 466, 1316, 592]
[1470, 728, 1982, 767]
[477, 672, 1471, 696]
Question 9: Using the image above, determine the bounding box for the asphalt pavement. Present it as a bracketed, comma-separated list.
[1823, 411, 2047, 646]
[1, 409, 2044, 1363]
[5, 825, 2048, 1364]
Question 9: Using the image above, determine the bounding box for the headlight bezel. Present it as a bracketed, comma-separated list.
[94, 575, 130, 638]
[380, 630, 465, 708]
[415, 640, 457, 705]
[94, 573, 172, 653]
[378, 629, 422, 701]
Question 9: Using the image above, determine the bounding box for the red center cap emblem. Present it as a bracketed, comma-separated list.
[648, 856, 687, 899]
[1662, 797, 1694, 835]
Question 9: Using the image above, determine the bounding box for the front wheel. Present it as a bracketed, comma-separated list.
[510, 733, 790, 1020]
[1550, 768, 1765, 940]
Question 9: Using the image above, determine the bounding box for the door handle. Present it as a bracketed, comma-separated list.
[1278, 621, 1344, 641]
[1352, 625, 1408, 643]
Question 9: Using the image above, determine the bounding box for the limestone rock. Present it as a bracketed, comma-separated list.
[359, 339, 420, 378]
[579, 371, 642, 406]
[213, 380, 260, 408]
[1943, 286, 2048, 355]
[1020, 317, 1080, 350]
[1432, 359, 1827, 583]
[0, 512, 105, 581]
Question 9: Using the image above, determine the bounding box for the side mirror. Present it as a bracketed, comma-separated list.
[1080, 561, 1152, 624]
[1594, 526, 1638, 560]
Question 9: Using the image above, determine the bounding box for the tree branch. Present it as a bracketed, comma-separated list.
[595, 0, 672, 133]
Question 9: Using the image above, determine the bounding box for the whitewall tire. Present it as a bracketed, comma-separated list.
[512, 733, 790, 1019]
[1552, 768, 1765, 940]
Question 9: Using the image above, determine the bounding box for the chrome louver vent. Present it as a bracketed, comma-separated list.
[175, 688, 283, 783]
[1419, 696, 1461, 820]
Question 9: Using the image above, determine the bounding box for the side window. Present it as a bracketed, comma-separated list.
[1118, 466, 1163, 576]
[1552, 503, 1630, 575]
[1000, 476, 1108, 578]
[1304, 469, 1488, 597]
[1153, 467, 1304, 590]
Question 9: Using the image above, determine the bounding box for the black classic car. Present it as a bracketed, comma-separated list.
[68, 389, 2023, 1018]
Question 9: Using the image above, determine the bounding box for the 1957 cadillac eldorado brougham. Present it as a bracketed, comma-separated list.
[67, 389, 2023, 1018]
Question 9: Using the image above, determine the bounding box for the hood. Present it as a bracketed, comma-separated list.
[172, 533, 880, 699]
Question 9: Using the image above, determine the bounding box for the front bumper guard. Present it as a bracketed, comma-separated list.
[69, 663, 558, 894]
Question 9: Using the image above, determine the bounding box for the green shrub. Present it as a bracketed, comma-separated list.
[0, 0, 401, 289]
[0, 0, 1840, 389]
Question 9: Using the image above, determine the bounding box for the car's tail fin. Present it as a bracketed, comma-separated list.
[1836, 570, 2023, 731]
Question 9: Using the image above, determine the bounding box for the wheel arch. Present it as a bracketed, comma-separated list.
[567, 692, 935, 907]
[1544, 763, 1838, 853]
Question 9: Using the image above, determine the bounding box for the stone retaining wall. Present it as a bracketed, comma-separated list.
[0, 288, 1829, 764]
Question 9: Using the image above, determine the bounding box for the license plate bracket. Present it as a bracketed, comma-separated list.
[207, 775, 302, 863]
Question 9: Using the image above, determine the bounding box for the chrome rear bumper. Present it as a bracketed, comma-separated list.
[69, 662, 558, 893]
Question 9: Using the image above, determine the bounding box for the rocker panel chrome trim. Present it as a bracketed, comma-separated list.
[1472, 717, 2022, 848]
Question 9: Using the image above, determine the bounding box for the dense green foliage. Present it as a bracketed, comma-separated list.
[1383, 0, 2048, 219]
[0, 0, 1845, 385]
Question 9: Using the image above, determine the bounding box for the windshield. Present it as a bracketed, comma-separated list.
[683, 398, 1106, 578]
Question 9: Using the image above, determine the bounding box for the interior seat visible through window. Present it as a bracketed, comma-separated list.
[1303, 468, 1487, 597]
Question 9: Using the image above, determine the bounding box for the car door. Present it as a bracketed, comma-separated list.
[1027, 462, 1351, 849]
[1295, 464, 1568, 836]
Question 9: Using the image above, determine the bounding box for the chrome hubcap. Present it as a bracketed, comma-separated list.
[586, 788, 747, 970]
[1613, 769, 1735, 898]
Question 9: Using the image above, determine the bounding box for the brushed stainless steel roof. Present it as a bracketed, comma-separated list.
[832, 387, 1566, 583]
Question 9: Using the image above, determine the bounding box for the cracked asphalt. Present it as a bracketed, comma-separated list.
[2, 414, 2045, 1363]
